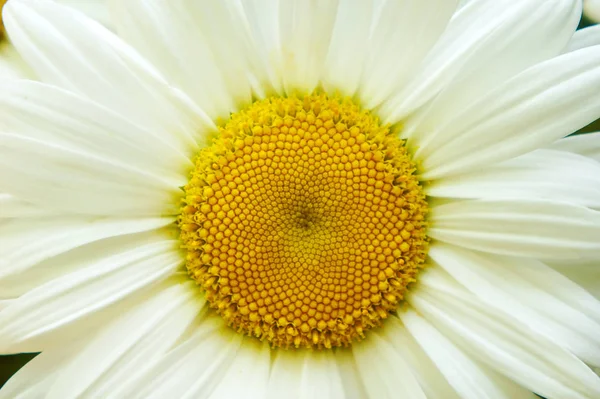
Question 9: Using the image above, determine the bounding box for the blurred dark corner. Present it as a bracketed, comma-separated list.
[1, 8, 599, 392]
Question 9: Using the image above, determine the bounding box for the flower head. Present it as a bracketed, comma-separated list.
[1, 0, 600, 398]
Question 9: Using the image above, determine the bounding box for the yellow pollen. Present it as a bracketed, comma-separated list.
[179, 93, 428, 349]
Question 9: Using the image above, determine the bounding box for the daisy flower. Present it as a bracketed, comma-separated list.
[1, 0, 600, 397]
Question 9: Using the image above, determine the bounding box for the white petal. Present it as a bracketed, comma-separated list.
[268, 349, 346, 399]
[429, 243, 600, 366]
[410, 270, 600, 399]
[48, 280, 205, 398]
[585, 0, 600, 23]
[549, 260, 600, 300]
[531, 261, 600, 325]
[108, 0, 254, 120]
[334, 349, 369, 399]
[242, 0, 339, 95]
[0, 239, 183, 353]
[398, 0, 580, 149]
[0, 224, 176, 300]
[426, 149, 600, 209]
[418, 44, 600, 179]
[0, 193, 51, 218]
[0, 80, 192, 183]
[321, 0, 374, 96]
[237, 0, 285, 95]
[0, 40, 34, 79]
[279, 0, 340, 95]
[208, 339, 271, 399]
[299, 351, 347, 399]
[0, 299, 14, 312]
[55, 0, 112, 28]
[379, 316, 460, 399]
[382, 0, 580, 123]
[353, 330, 426, 399]
[0, 216, 173, 289]
[265, 349, 303, 398]
[0, 134, 181, 215]
[358, 0, 458, 109]
[429, 198, 600, 259]
[565, 24, 600, 52]
[4, 0, 210, 151]
[117, 316, 243, 399]
[547, 132, 600, 162]
[399, 309, 535, 399]
[0, 341, 85, 399]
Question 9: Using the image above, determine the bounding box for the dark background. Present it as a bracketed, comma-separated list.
[1, 12, 599, 391]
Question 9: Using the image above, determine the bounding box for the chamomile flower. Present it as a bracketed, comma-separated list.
[1, 0, 600, 398]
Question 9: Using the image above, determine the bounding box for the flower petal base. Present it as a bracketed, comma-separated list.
[179, 93, 428, 349]
[0, 0, 8, 39]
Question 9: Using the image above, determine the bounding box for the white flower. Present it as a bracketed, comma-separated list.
[1, 0, 600, 398]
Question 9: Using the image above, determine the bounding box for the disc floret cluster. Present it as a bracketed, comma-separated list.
[179, 93, 428, 349]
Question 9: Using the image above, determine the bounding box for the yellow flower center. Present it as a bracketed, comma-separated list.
[179, 93, 428, 349]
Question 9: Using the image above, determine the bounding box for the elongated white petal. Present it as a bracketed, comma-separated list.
[108, 0, 255, 121]
[0, 80, 192, 183]
[0, 216, 173, 288]
[279, 0, 339, 95]
[429, 243, 600, 366]
[548, 132, 600, 162]
[358, 0, 457, 109]
[382, 0, 579, 123]
[585, 0, 600, 23]
[353, 330, 426, 399]
[418, 44, 600, 179]
[0, 299, 14, 312]
[55, 0, 112, 28]
[397, 0, 579, 144]
[0, 40, 34, 79]
[549, 260, 600, 300]
[4, 0, 210, 152]
[0, 134, 181, 215]
[0, 342, 84, 399]
[208, 339, 271, 399]
[430, 199, 600, 259]
[265, 349, 307, 398]
[297, 352, 346, 399]
[48, 281, 204, 398]
[237, 0, 284, 96]
[379, 316, 461, 399]
[117, 316, 243, 399]
[334, 349, 369, 399]
[565, 24, 600, 52]
[242, 0, 338, 95]
[426, 149, 600, 209]
[399, 309, 535, 399]
[0, 193, 50, 218]
[321, 0, 374, 96]
[267, 349, 346, 399]
[0, 240, 183, 353]
[0, 226, 176, 300]
[411, 271, 600, 399]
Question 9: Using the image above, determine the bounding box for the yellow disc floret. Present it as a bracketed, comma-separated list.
[179, 93, 428, 349]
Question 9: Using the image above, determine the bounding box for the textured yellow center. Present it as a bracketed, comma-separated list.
[179, 93, 428, 349]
